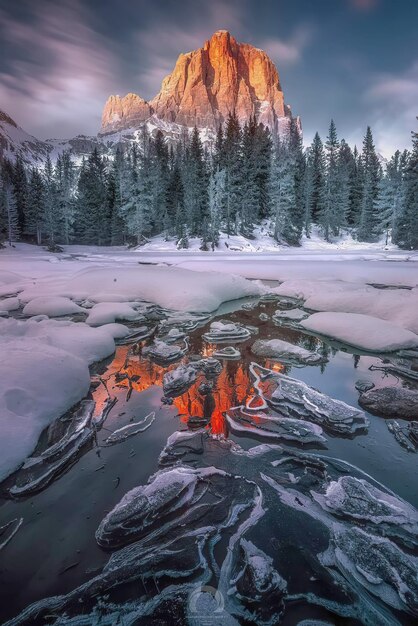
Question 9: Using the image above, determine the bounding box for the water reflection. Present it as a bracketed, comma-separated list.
[92, 345, 256, 436]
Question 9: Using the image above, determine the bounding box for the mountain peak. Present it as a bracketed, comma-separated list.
[101, 31, 298, 136]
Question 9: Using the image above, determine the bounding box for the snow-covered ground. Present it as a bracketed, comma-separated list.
[1, 241, 418, 481]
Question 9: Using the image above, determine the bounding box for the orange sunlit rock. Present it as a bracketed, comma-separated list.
[101, 30, 298, 135]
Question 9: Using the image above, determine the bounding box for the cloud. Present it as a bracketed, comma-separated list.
[133, 0, 247, 98]
[0, 0, 119, 138]
[259, 25, 314, 65]
[364, 61, 418, 155]
[349, 0, 379, 12]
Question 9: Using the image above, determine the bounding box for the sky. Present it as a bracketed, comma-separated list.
[0, 0, 417, 156]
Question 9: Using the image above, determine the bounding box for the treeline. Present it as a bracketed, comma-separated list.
[1, 113, 417, 249]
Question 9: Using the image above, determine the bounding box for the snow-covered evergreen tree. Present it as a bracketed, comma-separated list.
[0, 163, 20, 245]
[309, 132, 325, 224]
[319, 120, 340, 240]
[208, 167, 225, 249]
[394, 120, 418, 249]
[42, 154, 59, 247]
[26, 168, 45, 245]
[357, 126, 381, 241]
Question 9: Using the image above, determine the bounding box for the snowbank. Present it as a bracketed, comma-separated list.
[23, 296, 84, 317]
[0, 318, 119, 481]
[301, 312, 418, 352]
[86, 302, 142, 326]
[17, 266, 262, 313]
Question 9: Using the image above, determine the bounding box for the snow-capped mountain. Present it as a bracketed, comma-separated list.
[101, 30, 299, 136]
[1, 30, 300, 166]
[0, 110, 50, 165]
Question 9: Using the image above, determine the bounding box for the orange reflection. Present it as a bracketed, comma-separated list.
[92, 347, 253, 436]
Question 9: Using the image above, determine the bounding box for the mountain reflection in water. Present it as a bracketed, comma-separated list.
[92, 345, 283, 436]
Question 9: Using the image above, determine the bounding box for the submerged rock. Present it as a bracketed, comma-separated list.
[359, 387, 418, 419]
[231, 538, 287, 624]
[251, 363, 368, 436]
[251, 338, 326, 365]
[387, 420, 418, 453]
[355, 379, 375, 393]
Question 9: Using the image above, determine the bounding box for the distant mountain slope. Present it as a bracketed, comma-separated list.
[0, 110, 50, 165]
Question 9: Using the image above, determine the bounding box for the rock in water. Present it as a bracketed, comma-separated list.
[142, 338, 187, 365]
[250, 363, 368, 436]
[321, 526, 418, 616]
[251, 338, 326, 365]
[355, 379, 375, 393]
[231, 539, 287, 624]
[226, 406, 326, 445]
[203, 320, 251, 344]
[213, 346, 241, 359]
[163, 364, 197, 397]
[358, 387, 418, 419]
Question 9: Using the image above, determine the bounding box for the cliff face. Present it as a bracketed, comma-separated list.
[101, 31, 296, 135]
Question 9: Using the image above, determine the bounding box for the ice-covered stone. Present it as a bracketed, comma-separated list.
[355, 379, 375, 393]
[230, 539, 287, 623]
[251, 338, 326, 365]
[387, 420, 417, 453]
[227, 406, 326, 445]
[359, 387, 418, 419]
[103, 412, 155, 446]
[96, 465, 226, 548]
[142, 338, 188, 364]
[273, 308, 309, 324]
[203, 320, 251, 343]
[9, 400, 95, 497]
[321, 527, 418, 616]
[163, 364, 197, 397]
[312, 475, 418, 550]
[251, 363, 368, 435]
[213, 346, 241, 359]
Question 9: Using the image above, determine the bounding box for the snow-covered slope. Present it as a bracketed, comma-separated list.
[0, 110, 50, 165]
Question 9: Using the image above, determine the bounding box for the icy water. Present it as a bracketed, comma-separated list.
[1, 297, 418, 625]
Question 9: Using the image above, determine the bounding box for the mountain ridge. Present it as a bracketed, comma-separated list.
[100, 30, 298, 136]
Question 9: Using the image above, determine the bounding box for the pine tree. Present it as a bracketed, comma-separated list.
[0, 162, 20, 245]
[26, 168, 45, 245]
[395, 120, 418, 249]
[348, 146, 363, 226]
[357, 126, 381, 241]
[270, 138, 298, 244]
[76, 148, 108, 245]
[223, 112, 242, 235]
[42, 154, 59, 247]
[208, 168, 225, 249]
[309, 132, 325, 224]
[320, 120, 340, 241]
[12, 155, 28, 234]
[56, 151, 76, 244]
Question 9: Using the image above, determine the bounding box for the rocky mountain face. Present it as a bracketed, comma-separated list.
[0, 31, 300, 166]
[101, 30, 297, 136]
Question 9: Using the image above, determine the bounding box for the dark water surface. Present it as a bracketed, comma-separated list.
[0, 297, 417, 625]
